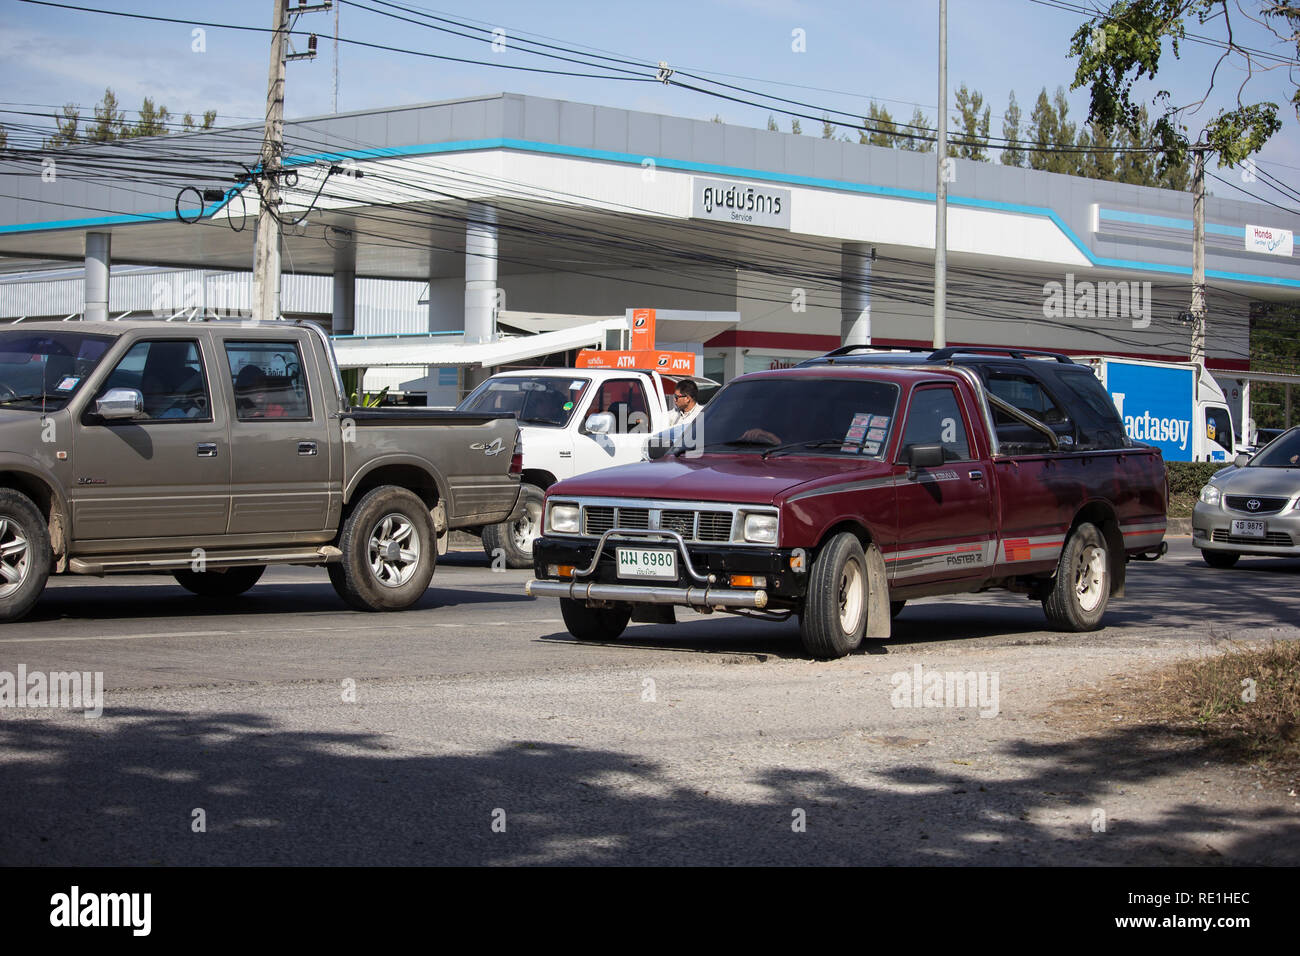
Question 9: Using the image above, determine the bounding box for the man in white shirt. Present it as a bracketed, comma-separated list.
[668, 379, 701, 427]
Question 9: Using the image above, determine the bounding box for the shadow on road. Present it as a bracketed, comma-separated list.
[2, 706, 1295, 865]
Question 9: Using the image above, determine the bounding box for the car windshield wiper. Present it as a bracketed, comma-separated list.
[762, 439, 851, 459]
[0, 392, 61, 406]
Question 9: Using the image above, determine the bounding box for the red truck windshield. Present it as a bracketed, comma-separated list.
[701, 377, 899, 457]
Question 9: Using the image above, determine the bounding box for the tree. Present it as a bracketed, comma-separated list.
[87, 88, 127, 142]
[1026, 87, 1060, 171]
[766, 114, 779, 132]
[182, 110, 218, 133]
[1069, 0, 1292, 170]
[133, 97, 171, 138]
[951, 84, 991, 160]
[43, 105, 81, 148]
[790, 118, 802, 134]
[1001, 91, 1026, 167]
[710, 113, 724, 124]
[821, 114, 837, 139]
[1079, 120, 1117, 181]
[863, 101, 901, 148]
[0, 124, 7, 150]
[899, 107, 935, 151]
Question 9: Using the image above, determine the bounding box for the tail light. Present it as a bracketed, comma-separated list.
[509, 435, 523, 476]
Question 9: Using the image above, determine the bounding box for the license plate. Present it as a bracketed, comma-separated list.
[616, 548, 676, 579]
[1231, 519, 1266, 538]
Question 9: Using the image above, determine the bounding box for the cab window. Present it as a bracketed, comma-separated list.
[225, 342, 311, 421]
[98, 340, 210, 422]
[1205, 406, 1234, 453]
[586, 379, 650, 434]
[901, 385, 972, 461]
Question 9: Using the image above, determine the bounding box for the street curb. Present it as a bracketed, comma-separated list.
[1167, 517, 1192, 536]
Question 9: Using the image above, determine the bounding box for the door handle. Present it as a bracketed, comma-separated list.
[968, 469, 984, 480]
[196, 443, 218, 458]
[298, 441, 318, 456]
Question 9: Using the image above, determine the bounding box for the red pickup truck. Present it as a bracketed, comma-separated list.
[525, 349, 1168, 658]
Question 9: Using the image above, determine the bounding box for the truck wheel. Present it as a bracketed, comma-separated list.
[1201, 550, 1239, 569]
[173, 565, 266, 597]
[482, 483, 544, 569]
[329, 486, 436, 611]
[560, 598, 631, 641]
[1042, 522, 1109, 631]
[0, 489, 51, 623]
[799, 533, 868, 659]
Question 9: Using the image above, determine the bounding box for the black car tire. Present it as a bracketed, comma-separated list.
[1201, 550, 1240, 569]
[482, 483, 544, 569]
[799, 532, 869, 659]
[1042, 522, 1109, 631]
[0, 488, 51, 623]
[329, 485, 436, 611]
[560, 598, 631, 641]
[173, 565, 266, 597]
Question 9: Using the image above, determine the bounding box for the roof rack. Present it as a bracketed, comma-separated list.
[824, 344, 934, 357]
[927, 346, 1074, 364]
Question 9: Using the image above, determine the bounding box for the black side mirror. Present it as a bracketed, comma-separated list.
[905, 443, 945, 478]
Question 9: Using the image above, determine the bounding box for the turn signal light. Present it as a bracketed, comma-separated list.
[789, 549, 806, 573]
[729, 575, 767, 588]
[547, 564, 575, 578]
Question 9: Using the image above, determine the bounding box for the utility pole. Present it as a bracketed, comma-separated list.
[252, 0, 289, 324]
[933, 0, 948, 348]
[251, 0, 330, 323]
[1189, 144, 1207, 367]
[333, 0, 340, 113]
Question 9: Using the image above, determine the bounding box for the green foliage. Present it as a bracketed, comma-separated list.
[1001, 91, 1025, 167]
[1249, 301, 1300, 429]
[899, 107, 934, 151]
[766, 114, 779, 132]
[790, 118, 802, 135]
[1068, 0, 1294, 170]
[1166, 460, 1228, 515]
[951, 84, 991, 161]
[863, 101, 901, 148]
[821, 114, 837, 139]
[0, 123, 7, 150]
[44, 88, 217, 147]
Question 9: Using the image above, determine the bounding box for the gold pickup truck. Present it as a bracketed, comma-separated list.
[0, 319, 520, 622]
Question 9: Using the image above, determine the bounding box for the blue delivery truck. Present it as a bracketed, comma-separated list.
[1078, 356, 1237, 463]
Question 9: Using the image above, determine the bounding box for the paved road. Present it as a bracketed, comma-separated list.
[2, 539, 1298, 865]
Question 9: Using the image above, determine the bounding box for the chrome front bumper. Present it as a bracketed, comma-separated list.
[525, 578, 768, 610]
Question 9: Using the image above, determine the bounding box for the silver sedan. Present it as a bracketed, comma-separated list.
[1193, 426, 1300, 567]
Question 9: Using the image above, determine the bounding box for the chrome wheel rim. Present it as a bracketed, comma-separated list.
[0, 517, 30, 599]
[838, 558, 865, 634]
[1075, 546, 1106, 612]
[511, 499, 542, 553]
[368, 512, 420, 588]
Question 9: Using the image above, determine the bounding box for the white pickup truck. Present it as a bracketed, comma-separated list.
[457, 367, 710, 566]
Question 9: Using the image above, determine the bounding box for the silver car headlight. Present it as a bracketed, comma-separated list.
[743, 513, 778, 544]
[549, 503, 580, 533]
[1199, 484, 1221, 506]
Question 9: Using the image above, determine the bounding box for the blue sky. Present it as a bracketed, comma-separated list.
[4, 0, 1300, 192]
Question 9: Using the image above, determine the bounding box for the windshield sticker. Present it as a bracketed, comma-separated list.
[845, 425, 866, 442]
[869, 415, 890, 429]
[850, 412, 871, 427]
[866, 427, 886, 442]
[862, 440, 881, 455]
[563, 402, 574, 411]
[55, 376, 80, 391]
[570, 380, 585, 391]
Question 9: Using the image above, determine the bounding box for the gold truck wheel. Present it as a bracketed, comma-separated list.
[330, 485, 436, 612]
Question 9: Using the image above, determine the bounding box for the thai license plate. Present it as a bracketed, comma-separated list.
[1231, 519, 1266, 538]
[617, 548, 676, 579]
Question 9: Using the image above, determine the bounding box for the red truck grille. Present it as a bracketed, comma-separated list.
[577, 506, 737, 543]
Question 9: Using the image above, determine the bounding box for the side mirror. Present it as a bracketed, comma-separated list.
[94, 387, 144, 421]
[585, 412, 615, 435]
[1234, 453, 1251, 468]
[906, 443, 945, 477]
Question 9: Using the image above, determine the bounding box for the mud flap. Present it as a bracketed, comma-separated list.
[865, 542, 891, 639]
[631, 605, 676, 625]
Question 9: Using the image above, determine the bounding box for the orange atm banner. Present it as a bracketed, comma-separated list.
[630, 308, 656, 350]
[575, 349, 696, 375]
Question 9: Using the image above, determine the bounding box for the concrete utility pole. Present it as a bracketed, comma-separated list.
[333, 0, 340, 113]
[1189, 144, 1207, 367]
[933, 0, 948, 348]
[252, 0, 290, 324]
